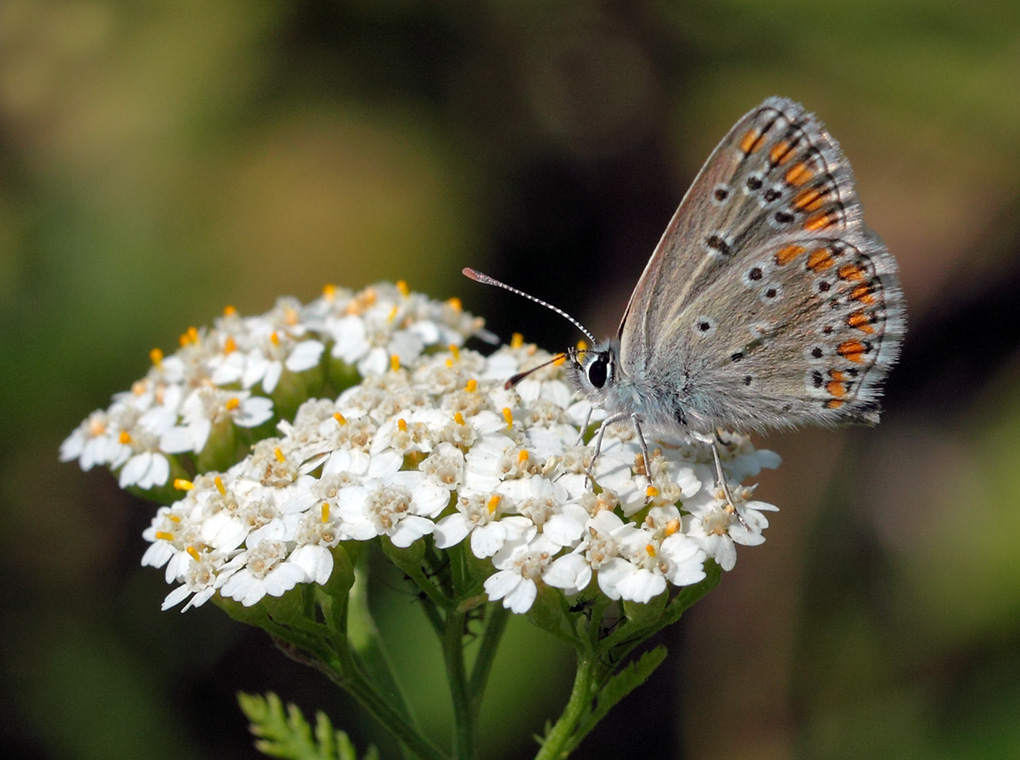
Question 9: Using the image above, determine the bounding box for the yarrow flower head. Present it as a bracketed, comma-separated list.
[65, 281, 780, 615]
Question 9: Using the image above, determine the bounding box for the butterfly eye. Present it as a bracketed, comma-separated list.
[587, 355, 609, 389]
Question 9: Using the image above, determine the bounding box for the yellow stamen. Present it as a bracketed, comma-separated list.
[397, 280, 409, 297]
[223, 304, 237, 317]
[270, 331, 281, 347]
[487, 495, 501, 514]
[223, 336, 237, 354]
[398, 418, 407, 432]
[390, 354, 401, 371]
[518, 449, 529, 462]
[321, 503, 330, 523]
[150, 348, 164, 367]
[334, 412, 347, 426]
[449, 344, 460, 361]
[445, 358, 454, 368]
[186, 546, 201, 561]
[168, 514, 181, 523]
[119, 431, 132, 444]
[645, 544, 656, 558]
[225, 397, 241, 411]
[323, 283, 337, 300]
[155, 531, 174, 541]
[454, 412, 465, 425]
[447, 297, 462, 311]
[387, 304, 399, 323]
[465, 379, 478, 392]
[274, 447, 285, 463]
[502, 407, 513, 428]
[665, 519, 680, 536]
[174, 478, 194, 491]
[511, 332, 525, 349]
[214, 476, 226, 495]
[646, 485, 659, 499]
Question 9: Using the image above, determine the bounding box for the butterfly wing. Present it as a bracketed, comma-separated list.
[617, 97, 905, 434]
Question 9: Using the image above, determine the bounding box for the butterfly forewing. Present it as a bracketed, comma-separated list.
[618, 97, 904, 433]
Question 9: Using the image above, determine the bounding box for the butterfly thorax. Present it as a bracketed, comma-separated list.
[567, 340, 705, 440]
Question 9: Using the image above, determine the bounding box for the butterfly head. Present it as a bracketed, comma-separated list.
[566, 340, 619, 405]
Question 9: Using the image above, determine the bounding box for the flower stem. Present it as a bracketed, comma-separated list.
[533, 652, 597, 760]
[445, 607, 475, 760]
[469, 604, 509, 701]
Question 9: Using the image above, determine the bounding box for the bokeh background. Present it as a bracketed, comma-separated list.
[3, 1, 1020, 758]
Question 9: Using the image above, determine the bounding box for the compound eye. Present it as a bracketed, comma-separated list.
[587, 355, 609, 388]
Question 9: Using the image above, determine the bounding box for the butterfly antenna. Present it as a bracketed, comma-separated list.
[462, 267, 598, 346]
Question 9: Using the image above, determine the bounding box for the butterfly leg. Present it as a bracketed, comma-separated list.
[690, 429, 750, 530]
[575, 406, 593, 446]
[585, 411, 630, 487]
[709, 435, 750, 530]
[631, 414, 651, 483]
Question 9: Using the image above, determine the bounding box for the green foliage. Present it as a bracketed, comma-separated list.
[571, 646, 668, 751]
[238, 692, 379, 760]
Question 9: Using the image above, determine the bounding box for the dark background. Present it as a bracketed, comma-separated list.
[3, 2, 1020, 758]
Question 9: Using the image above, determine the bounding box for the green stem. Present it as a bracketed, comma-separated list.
[317, 654, 448, 760]
[236, 596, 444, 760]
[533, 652, 596, 760]
[444, 607, 475, 760]
[469, 604, 509, 705]
[345, 566, 418, 730]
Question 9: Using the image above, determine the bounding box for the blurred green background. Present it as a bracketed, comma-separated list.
[3, 1, 1020, 758]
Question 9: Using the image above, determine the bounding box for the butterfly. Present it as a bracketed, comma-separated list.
[466, 97, 905, 509]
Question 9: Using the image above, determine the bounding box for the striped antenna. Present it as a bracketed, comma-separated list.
[462, 267, 597, 346]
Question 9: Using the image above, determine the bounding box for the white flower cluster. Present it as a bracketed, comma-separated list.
[63, 281, 780, 615]
[60, 282, 486, 490]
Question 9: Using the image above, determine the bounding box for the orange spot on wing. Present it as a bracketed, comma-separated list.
[847, 311, 875, 334]
[851, 284, 875, 304]
[793, 187, 826, 212]
[825, 399, 845, 409]
[826, 380, 847, 398]
[838, 264, 866, 281]
[785, 162, 814, 186]
[804, 211, 835, 232]
[740, 129, 766, 154]
[770, 141, 795, 164]
[838, 340, 868, 362]
[775, 244, 805, 266]
[807, 248, 835, 271]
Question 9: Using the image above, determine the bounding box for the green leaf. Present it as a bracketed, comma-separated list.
[380, 534, 427, 580]
[660, 561, 721, 627]
[621, 586, 668, 628]
[239, 691, 378, 760]
[570, 647, 668, 750]
[525, 584, 583, 647]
